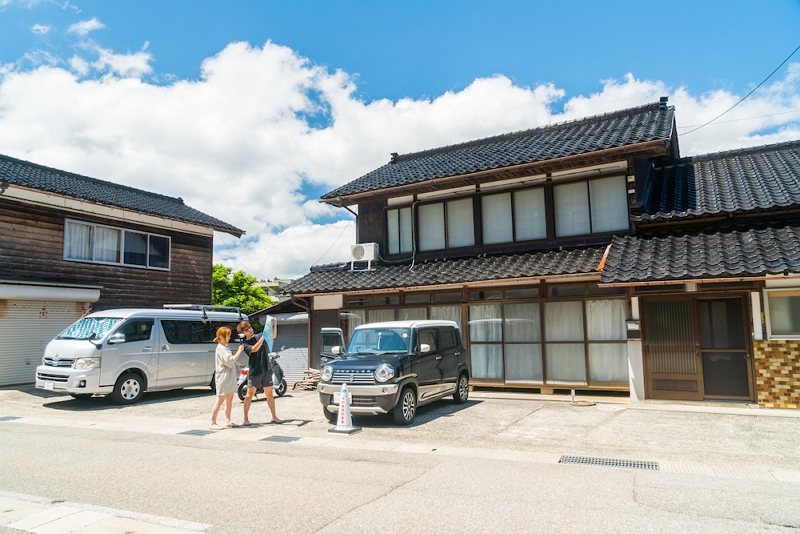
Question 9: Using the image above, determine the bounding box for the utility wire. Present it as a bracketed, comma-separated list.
[681, 44, 800, 136]
[216, 232, 272, 280]
[677, 108, 800, 129]
[292, 219, 353, 278]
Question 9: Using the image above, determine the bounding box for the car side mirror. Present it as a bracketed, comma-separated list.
[332, 346, 341, 355]
[107, 333, 126, 345]
[419, 343, 431, 353]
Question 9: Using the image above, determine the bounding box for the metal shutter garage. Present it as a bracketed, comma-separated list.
[274, 322, 308, 386]
[0, 300, 88, 386]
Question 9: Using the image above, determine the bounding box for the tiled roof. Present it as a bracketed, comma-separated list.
[637, 140, 800, 221]
[322, 101, 675, 200]
[284, 247, 607, 295]
[0, 154, 243, 236]
[600, 226, 800, 283]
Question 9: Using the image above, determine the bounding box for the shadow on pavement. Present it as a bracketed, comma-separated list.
[344, 398, 483, 429]
[40, 387, 213, 412]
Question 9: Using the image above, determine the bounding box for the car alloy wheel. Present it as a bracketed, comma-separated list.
[454, 373, 469, 404]
[393, 386, 416, 425]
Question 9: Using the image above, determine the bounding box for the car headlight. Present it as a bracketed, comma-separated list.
[320, 365, 333, 382]
[374, 364, 394, 383]
[73, 357, 100, 370]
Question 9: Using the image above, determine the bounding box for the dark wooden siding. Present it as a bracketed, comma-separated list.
[0, 199, 214, 311]
[356, 200, 384, 246]
[308, 309, 339, 369]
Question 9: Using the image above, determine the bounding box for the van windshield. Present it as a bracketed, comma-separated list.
[57, 318, 122, 340]
[347, 327, 411, 356]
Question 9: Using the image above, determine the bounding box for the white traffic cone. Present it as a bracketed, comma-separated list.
[328, 383, 361, 435]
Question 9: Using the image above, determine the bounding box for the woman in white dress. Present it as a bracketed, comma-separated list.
[210, 326, 245, 430]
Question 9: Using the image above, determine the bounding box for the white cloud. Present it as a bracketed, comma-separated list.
[0, 41, 798, 279]
[67, 17, 104, 36]
[31, 23, 50, 35]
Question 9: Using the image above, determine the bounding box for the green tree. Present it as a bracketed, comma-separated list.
[212, 264, 275, 316]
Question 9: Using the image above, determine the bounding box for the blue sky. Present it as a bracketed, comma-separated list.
[1, 0, 799, 278]
[3, 1, 799, 101]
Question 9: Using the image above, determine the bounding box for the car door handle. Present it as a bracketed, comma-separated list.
[454, 352, 461, 356]
[435, 355, 443, 360]
[162, 345, 169, 351]
[142, 346, 152, 352]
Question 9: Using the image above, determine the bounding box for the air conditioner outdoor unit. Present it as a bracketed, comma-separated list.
[350, 243, 379, 270]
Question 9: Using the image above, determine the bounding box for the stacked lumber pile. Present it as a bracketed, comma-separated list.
[292, 368, 320, 391]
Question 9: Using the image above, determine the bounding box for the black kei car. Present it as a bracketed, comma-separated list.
[318, 320, 469, 425]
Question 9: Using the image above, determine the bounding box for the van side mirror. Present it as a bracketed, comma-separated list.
[419, 343, 431, 353]
[107, 333, 126, 345]
[332, 346, 341, 355]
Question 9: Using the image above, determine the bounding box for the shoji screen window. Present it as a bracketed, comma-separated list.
[554, 176, 629, 238]
[418, 199, 474, 251]
[482, 188, 546, 245]
[387, 207, 413, 254]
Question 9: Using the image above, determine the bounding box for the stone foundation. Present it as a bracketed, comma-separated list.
[753, 340, 800, 409]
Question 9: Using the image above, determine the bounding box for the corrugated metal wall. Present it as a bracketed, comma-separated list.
[274, 323, 308, 385]
[0, 300, 87, 386]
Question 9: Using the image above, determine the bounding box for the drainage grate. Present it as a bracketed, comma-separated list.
[261, 435, 300, 443]
[0, 416, 21, 422]
[178, 429, 215, 437]
[560, 455, 659, 471]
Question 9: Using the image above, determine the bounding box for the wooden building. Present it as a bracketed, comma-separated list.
[0, 153, 242, 386]
[284, 99, 800, 408]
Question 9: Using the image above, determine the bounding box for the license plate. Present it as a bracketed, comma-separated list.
[44, 381, 54, 391]
[333, 392, 352, 404]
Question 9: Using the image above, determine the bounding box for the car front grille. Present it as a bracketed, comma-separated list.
[330, 395, 379, 407]
[37, 372, 69, 382]
[43, 357, 74, 368]
[331, 371, 375, 385]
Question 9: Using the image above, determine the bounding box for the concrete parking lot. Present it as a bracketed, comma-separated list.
[0, 385, 799, 533]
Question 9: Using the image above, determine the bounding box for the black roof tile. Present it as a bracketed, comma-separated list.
[637, 140, 800, 221]
[601, 226, 800, 283]
[322, 101, 675, 200]
[284, 247, 607, 295]
[0, 153, 243, 236]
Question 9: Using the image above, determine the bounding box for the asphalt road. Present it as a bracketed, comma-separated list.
[0, 385, 798, 533]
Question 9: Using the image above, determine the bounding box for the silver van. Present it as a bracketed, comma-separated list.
[34, 306, 246, 404]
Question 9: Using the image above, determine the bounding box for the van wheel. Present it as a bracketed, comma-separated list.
[453, 373, 469, 404]
[392, 387, 416, 425]
[111, 372, 145, 404]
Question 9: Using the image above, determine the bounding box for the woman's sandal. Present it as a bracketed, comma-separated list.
[209, 423, 224, 430]
[225, 421, 239, 428]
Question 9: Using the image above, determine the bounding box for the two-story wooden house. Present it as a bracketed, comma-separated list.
[285, 98, 800, 408]
[0, 154, 242, 386]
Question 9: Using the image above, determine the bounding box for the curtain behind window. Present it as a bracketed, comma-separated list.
[93, 226, 120, 263]
[430, 305, 461, 330]
[586, 299, 628, 382]
[66, 222, 93, 260]
[398, 307, 427, 321]
[367, 308, 394, 324]
[589, 176, 629, 233]
[505, 344, 543, 381]
[344, 310, 365, 341]
[469, 304, 502, 341]
[544, 301, 586, 382]
[419, 203, 445, 251]
[482, 193, 513, 244]
[470, 344, 503, 379]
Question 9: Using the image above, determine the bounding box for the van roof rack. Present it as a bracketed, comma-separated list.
[163, 304, 245, 321]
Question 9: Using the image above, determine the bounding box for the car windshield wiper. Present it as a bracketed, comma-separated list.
[381, 350, 408, 354]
